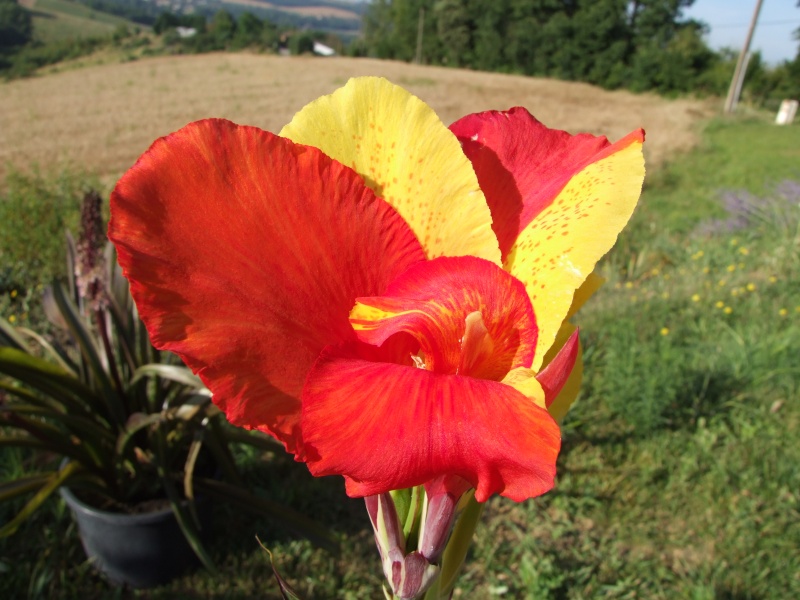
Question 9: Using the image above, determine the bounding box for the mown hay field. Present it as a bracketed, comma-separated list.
[0, 53, 713, 184]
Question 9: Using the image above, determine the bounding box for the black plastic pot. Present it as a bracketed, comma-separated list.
[59, 486, 211, 588]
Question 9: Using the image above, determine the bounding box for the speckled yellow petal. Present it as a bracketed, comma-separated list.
[280, 77, 500, 264]
[505, 133, 645, 369]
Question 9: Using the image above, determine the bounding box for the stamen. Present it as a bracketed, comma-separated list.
[458, 311, 494, 376]
[411, 353, 427, 369]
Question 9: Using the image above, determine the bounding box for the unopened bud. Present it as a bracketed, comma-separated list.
[365, 493, 406, 584]
[392, 551, 440, 600]
[418, 491, 457, 563]
[418, 475, 472, 563]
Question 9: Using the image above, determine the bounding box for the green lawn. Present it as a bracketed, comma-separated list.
[1, 114, 798, 598]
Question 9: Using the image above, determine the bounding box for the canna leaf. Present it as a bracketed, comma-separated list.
[115, 413, 163, 462]
[0, 347, 103, 421]
[132, 364, 209, 393]
[154, 427, 217, 573]
[15, 326, 78, 374]
[0, 318, 27, 350]
[0, 403, 115, 446]
[50, 282, 128, 425]
[0, 461, 83, 538]
[0, 473, 53, 502]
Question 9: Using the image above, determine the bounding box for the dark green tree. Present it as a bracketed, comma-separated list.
[210, 10, 236, 46]
[153, 11, 179, 35]
[361, 0, 720, 95]
[433, 0, 472, 66]
[0, 0, 33, 50]
[231, 12, 263, 49]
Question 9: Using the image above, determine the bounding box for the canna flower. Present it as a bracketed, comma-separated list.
[109, 77, 644, 506]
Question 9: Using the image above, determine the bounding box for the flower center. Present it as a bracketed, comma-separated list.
[349, 256, 538, 381]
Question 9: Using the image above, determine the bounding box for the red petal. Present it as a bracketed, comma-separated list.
[301, 347, 560, 502]
[350, 256, 537, 380]
[450, 109, 644, 259]
[109, 119, 425, 450]
[536, 329, 580, 407]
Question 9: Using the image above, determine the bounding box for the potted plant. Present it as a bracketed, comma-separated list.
[0, 191, 332, 587]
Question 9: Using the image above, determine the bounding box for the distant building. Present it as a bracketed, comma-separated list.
[176, 27, 197, 39]
[313, 42, 335, 57]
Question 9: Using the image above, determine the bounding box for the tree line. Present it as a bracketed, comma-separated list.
[2, 0, 797, 104]
[358, 0, 799, 102]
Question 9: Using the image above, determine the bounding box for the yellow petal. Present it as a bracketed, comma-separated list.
[501, 368, 547, 409]
[505, 136, 645, 369]
[280, 77, 500, 264]
[566, 271, 605, 320]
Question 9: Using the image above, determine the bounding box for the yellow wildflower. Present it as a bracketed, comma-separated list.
[660, 327, 669, 336]
[692, 294, 701, 302]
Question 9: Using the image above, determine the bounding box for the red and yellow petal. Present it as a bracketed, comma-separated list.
[506, 131, 645, 368]
[109, 119, 425, 450]
[280, 77, 500, 264]
[536, 328, 580, 408]
[543, 323, 584, 423]
[450, 108, 632, 260]
[350, 256, 537, 380]
[301, 347, 560, 502]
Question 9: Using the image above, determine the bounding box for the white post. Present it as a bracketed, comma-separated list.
[775, 100, 799, 125]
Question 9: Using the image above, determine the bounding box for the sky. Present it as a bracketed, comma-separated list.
[684, 0, 799, 64]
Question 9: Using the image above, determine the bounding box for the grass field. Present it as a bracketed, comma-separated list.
[1, 53, 798, 599]
[0, 53, 713, 185]
[20, 0, 142, 43]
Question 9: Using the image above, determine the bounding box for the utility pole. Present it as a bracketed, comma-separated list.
[724, 0, 764, 114]
[415, 8, 425, 64]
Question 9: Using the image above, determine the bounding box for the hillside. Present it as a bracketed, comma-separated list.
[19, 0, 146, 43]
[0, 53, 712, 183]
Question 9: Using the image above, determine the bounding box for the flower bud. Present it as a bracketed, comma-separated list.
[392, 551, 440, 600]
[365, 493, 405, 584]
[418, 475, 472, 563]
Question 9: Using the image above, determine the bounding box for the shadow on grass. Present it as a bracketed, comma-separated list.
[573, 365, 745, 447]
